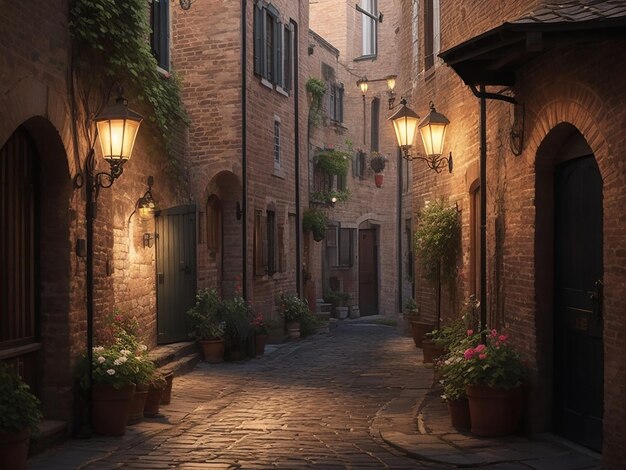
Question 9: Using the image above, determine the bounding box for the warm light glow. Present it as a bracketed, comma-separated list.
[138, 205, 153, 219]
[96, 118, 141, 162]
[330, 196, 338, 204]
[418, 102, 450, 156]
[357, 78, 369, 95]
[386, 75, 397, 91]
[389, 99, 420, 150]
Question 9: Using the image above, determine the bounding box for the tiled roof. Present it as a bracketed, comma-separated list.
[512, 0, 626, 24]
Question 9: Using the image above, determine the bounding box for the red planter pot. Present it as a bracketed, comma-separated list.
[92, 384, 135, 436]
[421, 338, 446, 364]
[465, 385, 523, 437]
[447, 399, 471, 430]
[410, 321, 434, 348]
[255, 334, 267, 356]
[200, 339, 225, 363]
[374, 173, 384, 188]
[160, 372, 174, 406]
[144, 386, 164, 417]
[0, 428, 30, 470]
[128, 386, 148, 424]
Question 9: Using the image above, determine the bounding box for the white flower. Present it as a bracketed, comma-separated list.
[114, 357, 127, 366]
[93, 346, 104, 353]
[97, 356, 106, 364]
[139, 344, 148, 352]
[106, 369, 116, 375]
[120, 349, 131, 356]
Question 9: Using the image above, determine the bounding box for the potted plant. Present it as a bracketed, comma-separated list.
[303, 208, 328, 242]
[251, 312, 270, 356]
[221, 295, 251, 361]
[462, 329, 525, 437]
[127, 353, 155, 424]
[278, 293, 309, 339]
[160, 371, 175, 406]
[144, 370, 167, 417]
[370, 152, 387, 187]
[187, 288, 226, 363]
[0, 364, 42, 470]
[438, 351, 472, 430]
[324, 290, 350, 319]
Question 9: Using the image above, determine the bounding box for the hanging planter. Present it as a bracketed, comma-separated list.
[374, 173, 384, 188]
[303, 208, 328, 242]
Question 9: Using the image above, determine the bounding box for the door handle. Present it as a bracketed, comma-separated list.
[587, 279, 603, 322]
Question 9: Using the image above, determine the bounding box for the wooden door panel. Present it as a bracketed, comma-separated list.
[358, 230, 378, 316]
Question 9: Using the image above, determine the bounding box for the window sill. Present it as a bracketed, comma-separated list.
[260, 78, 274, 90]
[156, 65, 170, 76]
[276, 86, 290, 97]
[272, 166, 285, 179]
[354, 54, 377, 62]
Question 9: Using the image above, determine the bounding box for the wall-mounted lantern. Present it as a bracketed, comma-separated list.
[356, 75, 397, 109]
[389, 98, 453, 174]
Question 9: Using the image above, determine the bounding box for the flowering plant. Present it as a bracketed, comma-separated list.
[250, 312, 268, 335]
[0, 364, 42, 432]
[78, 345, 143, 390]
[462, 329, 525, 390]
[187, 288, 226, 340]
[277, 293, 309, 323]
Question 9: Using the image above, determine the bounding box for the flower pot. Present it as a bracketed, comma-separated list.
[447, 398, 471, 431]
[255, 334, 267, 356]
[374, 173, 384, 188]
[286, 321, 300, 339]
[92, 384, 135, 436]
[422, 338, 446, 364]
[348, 306, 360, 319]
[144, 386, 164, 417]
[128, 385, 148, 424]
[465, 385, 523, 437]
[410, 321, 434, 348]
[0, 428, 30, 470]
[160, 372, 174, 406]
[199, 339, 225, 363]
[335, 306, 349, 320]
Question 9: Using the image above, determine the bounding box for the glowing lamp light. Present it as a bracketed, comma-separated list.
[389, 98, 420, 150]
[418, 102, 450, 156]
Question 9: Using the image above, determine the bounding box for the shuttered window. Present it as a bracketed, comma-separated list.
[150, 0, 170, 70]
[253, 2, 293, 91]
[330, 83, 344, 123]
[371, 97, 380, 151]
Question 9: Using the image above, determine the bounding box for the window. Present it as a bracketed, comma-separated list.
[353, 151, 366, 180]
[336, 173, 346, 192]
[150, 0, 170, 70]
[424, 0, 440, 71]
[326, 226, 354, 267]
[254, 1, 293, 91]
[361, 0, 377, 57]
[206, 195, 222, 255]
[371, 97, 380, 151]
[329, 83, 344, 123]
[253, 207, 277, 276]
[273, 119, 281, 167]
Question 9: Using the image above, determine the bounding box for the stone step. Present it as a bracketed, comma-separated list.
[157, 351, 199, 377]
[318, 303, 333, 314]
[29, 419, 67, 456]
[148, 341, 197, 370]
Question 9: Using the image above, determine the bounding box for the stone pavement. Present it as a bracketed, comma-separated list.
[29, 319, 603, 469]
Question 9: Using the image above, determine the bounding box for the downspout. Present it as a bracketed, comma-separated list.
[397, 149, 402, 312]
[293, 19, 301, 296]
[241, 0, 248, 299]
[468, 84, 517, 339]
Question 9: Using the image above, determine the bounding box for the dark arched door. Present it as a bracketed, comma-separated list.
[554, 155, 603, 452]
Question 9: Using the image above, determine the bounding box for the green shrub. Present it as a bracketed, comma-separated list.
[0, 365, 42, 433]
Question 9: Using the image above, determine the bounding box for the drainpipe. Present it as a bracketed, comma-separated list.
[292, 19, 301, 296]
[397, 149, 402, 312]
[241, 0, 248, 299]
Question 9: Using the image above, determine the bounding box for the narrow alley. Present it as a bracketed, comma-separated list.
[30, 324, 438, 469]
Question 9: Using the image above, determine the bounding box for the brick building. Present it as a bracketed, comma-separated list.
[395, 0, 625, 466]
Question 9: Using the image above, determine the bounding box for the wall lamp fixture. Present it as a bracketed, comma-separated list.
[356, 75, 397, 109]
[389, 99, 453, 174]
[143, 233, 155, 248]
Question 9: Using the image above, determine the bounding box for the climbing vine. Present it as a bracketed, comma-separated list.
[306, 77, 327, 127]
[69, 0, 188, 154]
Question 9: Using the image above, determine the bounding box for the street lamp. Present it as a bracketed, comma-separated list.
[389, 99, 453, 173]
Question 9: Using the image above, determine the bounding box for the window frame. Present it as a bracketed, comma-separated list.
[273, 117, 281, 169]
[254, 2, 293, 92]
[360, 0, 378, 58]
[150, 0, 170, 70]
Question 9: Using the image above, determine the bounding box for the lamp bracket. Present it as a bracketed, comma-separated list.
[402, 149, 453, 174]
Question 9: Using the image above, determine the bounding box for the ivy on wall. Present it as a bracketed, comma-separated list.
[69, 0, 188, 153]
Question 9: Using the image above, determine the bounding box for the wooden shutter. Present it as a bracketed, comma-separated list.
[254, 209, 264, 275]
[253, 3, 264, 75]
[424, 0, 434, 70]
[150, 0, 169, 69]
[338, 84, 344, 122]
[371, 97, 380, 151]
[274, 20, 283, 86]
[283, 25, 293, 92]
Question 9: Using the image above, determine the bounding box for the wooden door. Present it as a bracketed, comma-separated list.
[554, 155, 603, 452]
[156, 205, 197, 344]
[0, 127, 39, 390]
[358, 229, 378, 316]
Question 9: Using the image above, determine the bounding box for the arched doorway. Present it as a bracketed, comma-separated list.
[536, 123, 603, 452]
[358, 220, 379, 316]
[0, 119, 72, 421]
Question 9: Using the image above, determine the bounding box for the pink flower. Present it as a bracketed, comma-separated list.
[479, 353, 487, 360]
[466, 329, 474, 336]
[474, 344, 486, 353]
[464, 348, 475, 360]
[490, 329, 498, 337]
[499, 334, 508, 342]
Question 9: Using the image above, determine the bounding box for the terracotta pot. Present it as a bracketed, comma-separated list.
[127, 385, 148, 424]
[92, 384, 135, 436]
[160, 372, 174, 406]
[286, 321, 300, 339]
[447, 399, 471, 430]
[410, 321, 434, 348]
[374, 173, 384, 187]
[200, 339, 225, 363]
[0, 428, 30, 470]
[421, 338, 446, 364]
[144, 386, 164, 417]
[227, 349, 246, 361]
[255, 334, 267, 356]
[465, 385, 523, 437]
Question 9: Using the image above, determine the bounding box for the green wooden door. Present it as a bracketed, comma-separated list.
[156, 205, 197, 344]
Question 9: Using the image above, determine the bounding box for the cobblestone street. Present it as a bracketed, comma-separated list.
[32, 323, 440, 469]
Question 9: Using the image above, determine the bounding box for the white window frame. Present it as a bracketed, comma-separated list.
[361, 0, 377, 57]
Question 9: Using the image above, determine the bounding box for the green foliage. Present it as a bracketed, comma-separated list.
[299, 310, 322, 338]
[315, 149, 350, 176]
[306, 77, 327, 127]
[369, 152, 387, 173]
[403, 297, 417, 312]
[323, 290, 350, 307]
[277, 293, 310, 323]
[310, 189, 350, 206]
[0, 364, 42, 433]
[303, 208, 328, 242]
[77, 345, 145, 390]
[414, 200, 460, 284]
[221, 295, 251, 341]
[186, 288, 226, 340]
[69, 0, 187, 153]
